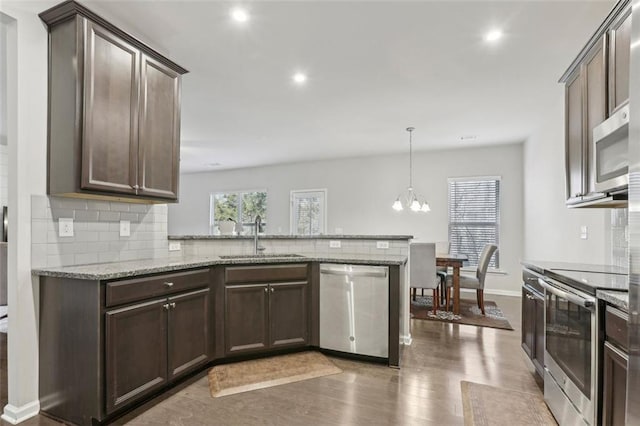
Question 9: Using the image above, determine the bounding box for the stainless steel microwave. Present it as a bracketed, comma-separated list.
[593, 104, 629, 194]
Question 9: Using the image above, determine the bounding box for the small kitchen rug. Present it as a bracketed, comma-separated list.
[461, 381, 557, 426]
[410, 295, 513, 330]
[208, 351, 342, 398]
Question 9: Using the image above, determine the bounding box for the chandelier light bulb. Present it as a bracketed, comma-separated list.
[392, 199, 404, 211]
[410, 200, 421, 211]
[421, 202, 431, 212]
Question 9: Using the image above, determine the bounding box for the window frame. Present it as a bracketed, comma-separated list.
[447, 176, 500, 269]
[209, 189, 267, 234]
[290, 188, 328, 235]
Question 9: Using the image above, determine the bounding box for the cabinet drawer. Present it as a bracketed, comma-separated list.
[225, 264, 308, 284]
[605, 305, 629, 352]
[106, 269, 210, 307]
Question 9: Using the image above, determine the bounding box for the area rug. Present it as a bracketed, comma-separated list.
[410, 295, 513, 330]
[208, 351, 342, 398]
[461, 381, 557, 426]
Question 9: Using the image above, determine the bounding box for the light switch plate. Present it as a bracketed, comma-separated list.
[169, 242, 181, 251]
[376, 241, 390, 249]
[58, 218, 74, 237]
[580, 225, 588, 240]
[329, 240, 341, 248]
[119, 220, 131, 237]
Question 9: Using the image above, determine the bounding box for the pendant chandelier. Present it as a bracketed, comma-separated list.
[392, 127, 430, 213]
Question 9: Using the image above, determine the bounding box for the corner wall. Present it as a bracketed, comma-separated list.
[523, 93, 611, 264]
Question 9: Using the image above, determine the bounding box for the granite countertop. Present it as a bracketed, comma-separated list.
[32, 253, 408, 280]
[168, 234, 413, 241]
[522, 260, 628, 295]
[597, 290, 629, 312]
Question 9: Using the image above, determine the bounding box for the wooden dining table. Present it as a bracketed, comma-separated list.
[436, 253, 469, 315]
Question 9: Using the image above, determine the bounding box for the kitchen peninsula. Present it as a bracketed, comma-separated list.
[33, 234, 408, 426]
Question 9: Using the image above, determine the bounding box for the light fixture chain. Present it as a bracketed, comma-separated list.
[408, 127, 413, 188]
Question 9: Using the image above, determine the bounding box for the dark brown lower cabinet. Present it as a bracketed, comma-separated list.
[106, 299, 168, 414]
[225, 284, 269, 355]
[168, 288, 211, 379]
[270, 281, 308, 348]
[106, 288, 211, 414]
[602, 341, 628, 425]
[521, 284, 544, 378]
[224, 281, 309, 356]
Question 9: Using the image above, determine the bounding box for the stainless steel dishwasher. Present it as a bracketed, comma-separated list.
[319, 264, 389, 358]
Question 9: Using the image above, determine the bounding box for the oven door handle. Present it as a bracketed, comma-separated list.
[538, 278, 596, 310]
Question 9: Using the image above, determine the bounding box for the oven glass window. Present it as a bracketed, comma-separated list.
[545, 291, 592, 398]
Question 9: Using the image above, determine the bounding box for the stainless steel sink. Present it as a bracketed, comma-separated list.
[219, 253, 305, 259]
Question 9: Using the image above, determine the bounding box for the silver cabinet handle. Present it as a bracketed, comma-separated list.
[164, 282, 174, 287]
[270, 287, 274, 293]
[170, 302, 176, 308]
[163, 303, 170, 310]
[264, 287, 268, 293]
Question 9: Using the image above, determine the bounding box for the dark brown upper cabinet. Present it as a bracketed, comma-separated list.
[608, 7, 631, 115]
[559, 0, 630, 208]
[40, 1, 187, 203]
[564, 37, 607, 205]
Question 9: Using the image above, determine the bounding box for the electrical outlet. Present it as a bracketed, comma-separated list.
[58, 218, 74, 237]
[119, 220, 130, 237]
[580, 225, 588, 240]
[376, 241, 390, 249]
[329, 240, 341, 248]
[169, 242, 181, 251]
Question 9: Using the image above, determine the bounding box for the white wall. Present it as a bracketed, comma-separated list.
[523, 92, 611, 264]
[0, 5, 48, 423]
[170, 143, 525, 294]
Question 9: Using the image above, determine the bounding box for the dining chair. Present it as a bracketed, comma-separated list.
[435, 241, 450, 301]
[445, 244, 498, 315]
[409, 242, 441, 315]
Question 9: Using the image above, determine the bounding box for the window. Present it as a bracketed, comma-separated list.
[210, 190, 267, 234]
[448, 177, 500, 268]
[290, 189, 327, 235]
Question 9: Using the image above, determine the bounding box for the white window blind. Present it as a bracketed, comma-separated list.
[291, 190, 326, 235]
[448, 177, 500, 268]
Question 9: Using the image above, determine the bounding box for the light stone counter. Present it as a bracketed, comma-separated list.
[32, 253, 408, 281]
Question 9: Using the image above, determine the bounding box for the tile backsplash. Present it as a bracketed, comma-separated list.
[610, 208, 628, 268]
[31, 195, 176, 268]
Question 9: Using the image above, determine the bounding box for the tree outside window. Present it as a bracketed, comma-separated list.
[211, 190, 267, 234]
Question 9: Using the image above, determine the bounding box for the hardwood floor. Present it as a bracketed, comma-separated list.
[0, 295, 541, 425]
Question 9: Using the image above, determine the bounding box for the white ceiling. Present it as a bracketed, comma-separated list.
[10, 0, 615, 172]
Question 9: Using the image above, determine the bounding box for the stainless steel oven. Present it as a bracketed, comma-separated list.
[539, 277, 598, 426]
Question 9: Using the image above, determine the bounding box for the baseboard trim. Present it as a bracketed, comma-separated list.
[484, 289, 521, 297]
[2, 401, 40, 424]
[400, 334, 412, 345]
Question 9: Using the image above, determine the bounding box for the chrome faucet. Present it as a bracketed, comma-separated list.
[254, 215, 265, 255]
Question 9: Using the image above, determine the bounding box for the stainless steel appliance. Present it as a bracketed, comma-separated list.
[594, 103, 629, 194]
[539, 276, 598, 426]
[627, 1, 640, 423]
[319, 264, 389, 358]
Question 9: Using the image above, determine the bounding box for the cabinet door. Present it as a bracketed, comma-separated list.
[533, 293, 545, 377]
[82, 21, 139, 195]
[584, 36, 607, 196]
[565, 69, 584, 203]
[137, 54, 181, 200]
[225, 284, 269, 355]
[105, 299, 167, 414]
[269, 281, 308, 348]
[602, 341, 628, 426]
[609, 9, 631, 114]
[167, 289, 211, 381]
[521, 287, 535, 359]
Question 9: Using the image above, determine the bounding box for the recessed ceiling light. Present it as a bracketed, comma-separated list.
[292, 72, 307, 84]
[230, 7, 249, 23]
[207, 162, 221, 167]
[460, 135, 478, 141]
[484, 29, 503, 42]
